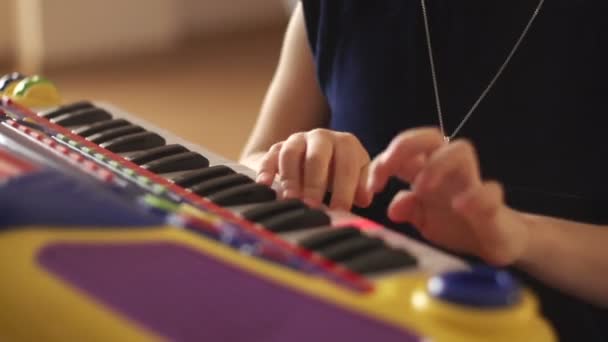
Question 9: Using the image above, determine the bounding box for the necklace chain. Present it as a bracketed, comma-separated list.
[420, 0, 545, 142]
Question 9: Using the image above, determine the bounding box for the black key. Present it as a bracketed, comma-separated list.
[142, 151, 209, 174]
[51, 108, 112, 127]
[241, 199, 307, 222]
[39, 101, 95, 119]
[208, 183, 277, 206]
[125, 144, 189, 165]
[87, 125, 145, 144]
[0, 72, 24, 90]
[100, 132, 165, 153]
[167, 165, 234, 187]
[189, 173, 252, 197]
[73, 119, 131, 137]
[298, 227, 362, 250]
[317, 235, 385, 262]
[260, 208, 331, 233]
[343, 248, 418, 274]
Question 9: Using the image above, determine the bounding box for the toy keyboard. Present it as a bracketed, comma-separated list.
[0, 74, 555, 341]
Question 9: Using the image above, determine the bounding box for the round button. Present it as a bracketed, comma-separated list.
[427, 266, 521, 308]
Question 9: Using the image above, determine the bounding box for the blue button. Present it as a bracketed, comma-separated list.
[427, 266, 521, 308]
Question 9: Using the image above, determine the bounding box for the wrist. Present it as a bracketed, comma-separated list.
[482, 207, 531, 267]
[512, 213, 544, 268]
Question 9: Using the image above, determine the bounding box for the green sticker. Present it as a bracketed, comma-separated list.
[143, 194, 178, 212]
[123, 168, 136, 176]
[137, 175, 150, 184]
[152, 184, 167, 194]
[13, 76, 53, 96]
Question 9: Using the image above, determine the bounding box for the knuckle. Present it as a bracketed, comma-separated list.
[412, 126, 444, 140]
[425, 126, 444, 139]
[335, 132, 358, 145]
[487, 180, 505, 200]
[287, 132, 306, 143]
[308, 128, 331, 138]
[452, 139, 476, 155]
[269, 141, 283, 152]
[280, 141, 305, 157]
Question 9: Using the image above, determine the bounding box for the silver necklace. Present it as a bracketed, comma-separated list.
[420, 0, 545, 142]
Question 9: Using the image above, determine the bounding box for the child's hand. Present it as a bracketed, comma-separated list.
[367, 127, 530, 266]
[256, 128, 372, 210]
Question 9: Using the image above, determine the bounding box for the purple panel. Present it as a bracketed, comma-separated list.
[38, 242, 420, 342]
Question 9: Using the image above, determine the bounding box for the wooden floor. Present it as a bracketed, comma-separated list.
[43, 28, 285, 161]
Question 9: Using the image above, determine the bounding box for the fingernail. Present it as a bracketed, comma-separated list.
[256, 172, 272, 184]
[283, 189, 299, 198]
[303, 197, 320, 207]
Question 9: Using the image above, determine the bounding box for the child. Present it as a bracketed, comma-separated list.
[240, 2, 608, 340]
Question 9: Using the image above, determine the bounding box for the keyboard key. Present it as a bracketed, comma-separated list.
[88, 125, 145, 144]
[208, 183, 276, 206]
[317, 235, 384, 262]
[298, 227, 362, 250]
[189, 173, 252, 197]
[39, 101, 95, 119]
[260, 208, 331, 233]
[51, 108, 112, 127]
[100, 132, 165, 153]
[125, 144, 189, 165]
[0, 72, 24, 90]
[343, 248, 418, 274]
[167, 165, 234, 187]
[73, 119, 131, 137]
[142, 151, 209, 174]
[241, 199, 307, 222]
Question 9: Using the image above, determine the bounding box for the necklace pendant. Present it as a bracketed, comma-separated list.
[443, 136, 450, 143]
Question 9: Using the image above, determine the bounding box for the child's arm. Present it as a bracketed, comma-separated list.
[240, 3, 372, 210]
[240, 2, 329, 171]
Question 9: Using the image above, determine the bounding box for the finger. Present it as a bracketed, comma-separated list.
[367, 152, 427, 193]
[301, 130, 333, 206]
[354, 163, 373, 208]
[387, 190, 424, 228]
[368, 127, 444, 193]
[413, 139, 481, 194]
[452, 180, 504, 226]
[278, 133, 307, 198]
[330, 134, 363, 210]
[256, 142, 283, 185]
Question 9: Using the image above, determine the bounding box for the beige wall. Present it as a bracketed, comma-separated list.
[7, 0, 285, 72]
[180, 0, 286, 37]
[0, 0, 15, 64]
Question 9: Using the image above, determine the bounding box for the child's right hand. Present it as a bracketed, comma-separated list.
[255, 128, 373, 211]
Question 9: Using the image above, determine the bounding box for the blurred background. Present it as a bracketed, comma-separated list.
[0, 0, 295, 161]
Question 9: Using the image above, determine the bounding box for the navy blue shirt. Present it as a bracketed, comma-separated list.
[303, 1, 608, 341]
